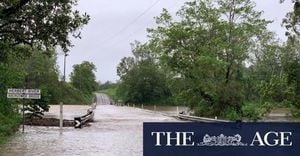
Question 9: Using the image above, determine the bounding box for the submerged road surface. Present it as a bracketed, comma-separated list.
[0, 94, 179, 156]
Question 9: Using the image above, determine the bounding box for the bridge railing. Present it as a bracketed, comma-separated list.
[74, 103, 96, 128]
[177, 114, 229, 123]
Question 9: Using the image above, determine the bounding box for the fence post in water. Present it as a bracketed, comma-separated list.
[142, 104, 144, 109]
[133, 104, 135, 108]
[60, 102, 63, 133]
[154, 105, 156, 111]
[22, 101, 24, 133]
[177, 106, 179, 114]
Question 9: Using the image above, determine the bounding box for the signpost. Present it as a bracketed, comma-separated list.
[7, 88, 41, 133]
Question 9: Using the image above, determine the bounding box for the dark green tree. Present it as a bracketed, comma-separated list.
[147, 0, 271, 117]
[22, 49, 60, 118]
[281, 0, 300, 115]
[0, 0, 90, 52]
[70, 61, 98, 95]
[117, 42, 171, 104]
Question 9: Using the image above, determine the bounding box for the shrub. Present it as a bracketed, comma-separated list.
[0, 113, 21, 144]
[242, 103, 262, 121]
[223, 108, 241, 121]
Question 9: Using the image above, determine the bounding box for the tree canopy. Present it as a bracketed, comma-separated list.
[114, 0, 300, 120]
[146, 0, 272, 116]
[117, 42, 171, 104]
[70, 61, 98, 95]
[0, 0, 90, 52]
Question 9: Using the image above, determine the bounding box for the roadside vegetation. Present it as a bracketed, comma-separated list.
[0, 113, 21, 144]
[0, 0, 90, 144]
[97, 87, 118, 102]
[115, 0, 300, 121]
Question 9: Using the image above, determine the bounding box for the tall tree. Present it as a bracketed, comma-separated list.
[117, 42, 171, 104]
[147, 0, 271, 117]
[282, 0, 300, 38]
[281, 0, 300, 115]
[70, 61, 98, 95]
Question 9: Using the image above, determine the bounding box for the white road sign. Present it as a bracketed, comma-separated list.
[7, 88, 41, 99]
[7, 93, 41, 99]
[7, 88, 41, 94]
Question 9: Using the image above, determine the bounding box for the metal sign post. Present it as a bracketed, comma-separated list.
[7, 88, 41, 133]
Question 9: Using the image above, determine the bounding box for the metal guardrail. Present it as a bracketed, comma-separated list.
[177, 114, 230, 123]
[113, 102, 229, 123]
[74, 103, 96, 128]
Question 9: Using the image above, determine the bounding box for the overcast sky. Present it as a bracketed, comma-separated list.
[57, 0, 293, 83]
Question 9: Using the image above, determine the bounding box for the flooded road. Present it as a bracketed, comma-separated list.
[143, 105, 189, 116]
[0, 94, 179, 156]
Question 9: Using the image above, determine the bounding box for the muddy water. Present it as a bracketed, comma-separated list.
[0, 104, 179, 156]
[43, 105, 91, 120]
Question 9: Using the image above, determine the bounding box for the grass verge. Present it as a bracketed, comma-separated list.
[96, 88, 118, 102]
[0, 113, 22, 145]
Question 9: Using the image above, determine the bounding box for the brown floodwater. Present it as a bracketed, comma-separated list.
[0, 94, 180, 156]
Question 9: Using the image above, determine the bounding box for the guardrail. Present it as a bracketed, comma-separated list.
[74, 103, 96, 128]
[113, 102, 229, 123]
[177, 114, 230, 123]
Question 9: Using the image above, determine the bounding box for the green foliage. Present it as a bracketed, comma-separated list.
[242, 103, 262, 121]
[70, 61, 98, 95]
[99, 81, 118, 90]
[0, 113, 21, 144]
[0, 0, 90, 51]
[282, 0, 300, 38]
[145, 0, 271, 117]
[116, 42, 171, 104]
[112, 0, 300, 121]
[257, 75, 290, 103]
[223, 108, 241, 121]
[286, 59, 300, 114]
[98, 88, 119, 102]
[0, 0, 91, 141]
[58, 83, 93, 104]
[24, 87, 50, 119]
[117, 59, 171, 104]
[193, 100, 214, 117]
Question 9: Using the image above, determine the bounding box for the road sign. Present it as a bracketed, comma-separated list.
[7, 88, 41, 99]
[74, 117, 82, 128]
[7, 88, 40, 94]
[7, 88, 41, 133]
[7, 93, 41, 99]
[25, 94, 41, 99]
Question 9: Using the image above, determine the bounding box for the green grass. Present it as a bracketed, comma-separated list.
[0, 113, 22, 145]
[97, 88, 117, 96]
[96, 88, 119, 102]
[293, 117, 300, 122]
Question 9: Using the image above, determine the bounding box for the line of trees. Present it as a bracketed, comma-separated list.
[116, 0, 300, 120]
